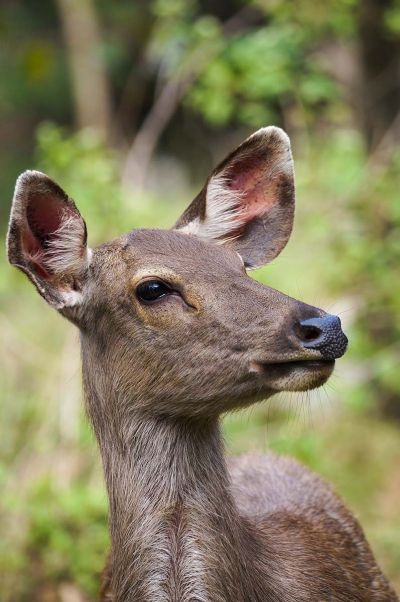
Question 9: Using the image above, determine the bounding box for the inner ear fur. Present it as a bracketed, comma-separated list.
[175, 126, 295, 269]
[7, 170, 89, 309]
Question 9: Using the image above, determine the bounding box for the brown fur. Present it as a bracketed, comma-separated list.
[7, 127, 398, 601]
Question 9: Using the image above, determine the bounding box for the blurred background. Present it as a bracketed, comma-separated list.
[1, 0, 399, 599]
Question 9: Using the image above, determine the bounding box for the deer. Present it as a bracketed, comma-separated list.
[7, 127, 398, 602]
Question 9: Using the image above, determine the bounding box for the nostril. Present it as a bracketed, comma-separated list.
[294, 322, 323, 343]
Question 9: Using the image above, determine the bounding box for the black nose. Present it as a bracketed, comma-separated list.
[294, 315, 348, 360]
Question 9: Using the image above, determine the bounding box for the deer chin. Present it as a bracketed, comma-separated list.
[250, 359, 335, 392]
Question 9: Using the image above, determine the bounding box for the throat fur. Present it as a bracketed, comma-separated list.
[141, 502, 210, 602]
[112, 499, 245, 602]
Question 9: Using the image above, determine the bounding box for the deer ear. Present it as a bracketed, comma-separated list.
[175, 127, 295, 268]
[7, 170, 90, 309]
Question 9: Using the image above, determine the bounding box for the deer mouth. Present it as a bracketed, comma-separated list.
[265, 358, 334, 371]
[250, 358, 335, 392]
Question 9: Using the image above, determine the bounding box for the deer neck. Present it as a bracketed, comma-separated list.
[84, 374, 264, 602]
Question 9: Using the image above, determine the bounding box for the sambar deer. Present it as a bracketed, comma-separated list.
[7, 127, 398, 601]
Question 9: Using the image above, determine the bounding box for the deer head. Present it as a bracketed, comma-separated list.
[7, 127, 347, 421]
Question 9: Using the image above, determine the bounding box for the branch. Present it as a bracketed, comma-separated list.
[121, 7, 258, 193]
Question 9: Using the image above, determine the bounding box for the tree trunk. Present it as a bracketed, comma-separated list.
[358, 0, 400, 152]
[56, 0, 113, 139]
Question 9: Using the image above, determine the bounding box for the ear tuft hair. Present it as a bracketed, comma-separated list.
[175, 126, 295, 268]
[38, 212, 88, 276]
[179, 175, 245, 242]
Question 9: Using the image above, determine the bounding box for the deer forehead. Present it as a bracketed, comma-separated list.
[93, 228, 245, 281]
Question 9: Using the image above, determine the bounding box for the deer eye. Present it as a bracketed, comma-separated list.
[136, 280, 172, 303]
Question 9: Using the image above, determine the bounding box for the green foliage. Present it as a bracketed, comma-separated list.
[35, 123, 179, 237]
[257, 0, 358, 37]
[332, 150, 400, 414]
[1, 475, 108, 597]
[187, 24, 338, 126]
[384, 0, 400, 34]
[35, 123, 125, 243]
[27, 479, 108, 594]
[148, 0, 344, 127]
